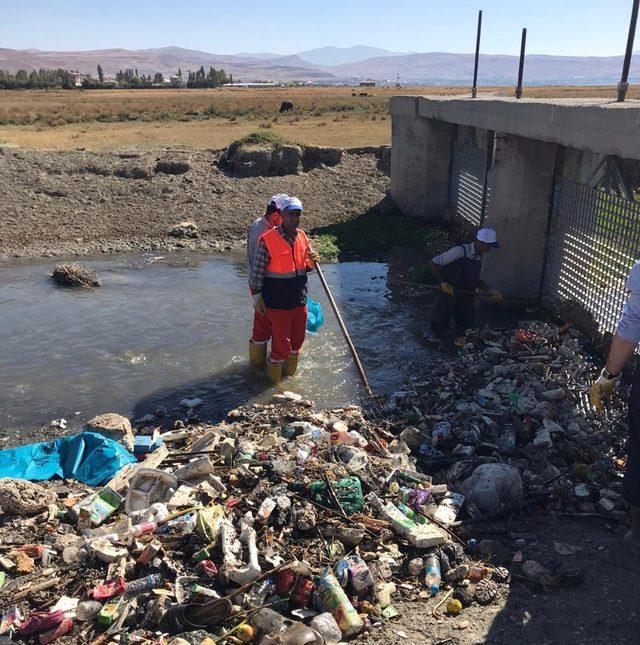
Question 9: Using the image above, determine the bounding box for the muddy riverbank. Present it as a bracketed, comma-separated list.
[0, 145, 388, 261]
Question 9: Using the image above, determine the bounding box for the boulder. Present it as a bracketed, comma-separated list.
[169, 221, 199, 239]
[85, 413, 134, 452]
[52, 263, 101, 288]
[302, 145, 343, 167]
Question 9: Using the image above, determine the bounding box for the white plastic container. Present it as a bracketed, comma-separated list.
[125, 468, 178, 514]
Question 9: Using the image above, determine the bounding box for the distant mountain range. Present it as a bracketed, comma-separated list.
[1, 45, 639, 84]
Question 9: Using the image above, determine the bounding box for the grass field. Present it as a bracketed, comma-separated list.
[0, 85, 638, 150]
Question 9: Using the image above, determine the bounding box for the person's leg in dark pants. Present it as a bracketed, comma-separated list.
[624, 375, 640, 550]
[453, 293, 475, 330]
[431, 291, 454, 332]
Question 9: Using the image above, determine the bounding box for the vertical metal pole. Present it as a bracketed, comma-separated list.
[618, 0, 640, 102]
[515, 27, 527, 99]
[472, 10, 483, 98]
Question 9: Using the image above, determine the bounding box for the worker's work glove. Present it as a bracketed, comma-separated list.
[440, 282, 454, 296]
[309, 250, 321, 264]
[489, 289, 503, 302]
[589, 368, 619, 412]
[252, 294, 267, 316]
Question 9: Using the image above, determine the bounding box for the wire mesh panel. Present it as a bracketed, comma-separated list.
[542, 179, 640, 334]
[449, 141, 488, 230]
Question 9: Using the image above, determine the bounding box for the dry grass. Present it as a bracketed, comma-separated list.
[0, 116, 393, 149]
[0, 85, 637, 150]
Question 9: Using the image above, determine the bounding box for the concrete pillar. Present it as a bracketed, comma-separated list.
[390, 97, 457, 220]
[482, 133, 557, 299]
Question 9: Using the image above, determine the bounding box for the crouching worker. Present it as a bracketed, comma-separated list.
[429, 227, 502, 332]
[249, 196, 321, 382]
[247, 193, 288, 367]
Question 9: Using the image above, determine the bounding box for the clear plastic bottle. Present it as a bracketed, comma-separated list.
[246, 577, 275, 608]
[424, 553, 441, 596]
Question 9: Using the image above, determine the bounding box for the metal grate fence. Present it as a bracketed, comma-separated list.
[449, 141, 488, 231]
[542, 179, 640, 334]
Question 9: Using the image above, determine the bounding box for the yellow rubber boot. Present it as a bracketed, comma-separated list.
[249, 342, 267, 368]
[266, 361, 283, 383]
[283, 353, 299, 378]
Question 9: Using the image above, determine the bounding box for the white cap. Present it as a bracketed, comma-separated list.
[269, 193, 289, 210]
[476, 227, 499, 248]
[281, 196, 303, 212]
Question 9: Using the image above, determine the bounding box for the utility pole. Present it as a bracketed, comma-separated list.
[515, 27, 527, 99]
[472, 9, 483, 98]
[617, 0, 640, 102]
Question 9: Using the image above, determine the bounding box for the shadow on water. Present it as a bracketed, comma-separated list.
[130, 360, 272, 426]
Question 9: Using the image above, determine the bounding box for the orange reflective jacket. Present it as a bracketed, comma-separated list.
[261, 227, 311, 310]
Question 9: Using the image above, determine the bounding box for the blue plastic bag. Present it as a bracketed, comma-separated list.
[0, 432, 137, 486]
[306, 297, 325, 333]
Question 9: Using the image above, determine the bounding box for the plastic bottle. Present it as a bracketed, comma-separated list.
[367, 493, 445, 548]
[129, 521, 157, 537]
[246, 577, 275, 607]
[124, 573, 163, 594]
[397, 502, 426, 524]
[424, 553, 441, 596]
[314, 567, 363, 637]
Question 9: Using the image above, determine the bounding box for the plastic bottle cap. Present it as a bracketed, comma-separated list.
[430, 584, 439, 595]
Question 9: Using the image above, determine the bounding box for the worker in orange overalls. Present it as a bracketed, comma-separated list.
[247, 194, 287, 367]
[249, 196, 320, 382]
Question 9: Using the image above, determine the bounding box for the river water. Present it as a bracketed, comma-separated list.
[0, 252, 432, 433]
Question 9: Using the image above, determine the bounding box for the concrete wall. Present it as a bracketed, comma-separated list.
[415, 96, 640, 161]
[389, 94, 640, 299]
[481, 133, 558, 298]
[390, 96, 456, 220]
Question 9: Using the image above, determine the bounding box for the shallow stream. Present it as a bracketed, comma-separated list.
[0, 252, 432, 434]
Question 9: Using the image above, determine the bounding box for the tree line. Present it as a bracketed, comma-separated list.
[0, 68, 76, 89]
[0, 64, 233, 90]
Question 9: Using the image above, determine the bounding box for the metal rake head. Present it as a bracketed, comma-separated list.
[361, 393, 390, 421]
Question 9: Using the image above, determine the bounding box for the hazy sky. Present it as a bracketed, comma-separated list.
[3, 0, 637, 57]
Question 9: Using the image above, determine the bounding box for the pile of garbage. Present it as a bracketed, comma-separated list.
[0, 321, 629, 643]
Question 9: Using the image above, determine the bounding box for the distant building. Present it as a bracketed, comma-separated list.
[222, 81, 279, 88]
[169, 75, 186, 88]
[359, 80, 376, 87]
[69, 71, 90, 87]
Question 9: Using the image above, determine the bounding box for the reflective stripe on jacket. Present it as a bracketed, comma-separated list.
[261, 227, 311, 310]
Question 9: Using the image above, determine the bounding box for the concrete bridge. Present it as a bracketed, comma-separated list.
[390, 95, 640, 333]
